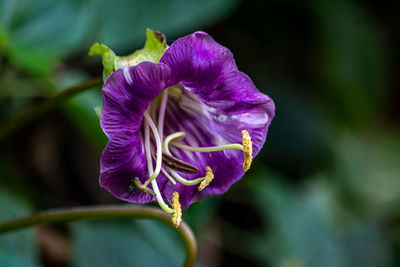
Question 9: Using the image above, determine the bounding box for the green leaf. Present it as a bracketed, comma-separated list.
[0, 0, 239, 74]
[0, 0, 90, 74]
[71, 219, 183, 267]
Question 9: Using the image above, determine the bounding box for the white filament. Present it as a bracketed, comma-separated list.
[143, 111, 173, 213]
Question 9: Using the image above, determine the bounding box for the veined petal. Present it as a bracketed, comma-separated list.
[100, 61, 170, 138]
[100, 130, 154, 203]
[160, 31, 236, 90]
[100, 61, 170, 203]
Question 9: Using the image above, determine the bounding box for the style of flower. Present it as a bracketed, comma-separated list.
[99, 31, 275, 227]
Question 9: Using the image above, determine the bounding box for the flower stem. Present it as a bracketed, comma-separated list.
[0, 77, 103, 140]
[0, 205, 197, 267]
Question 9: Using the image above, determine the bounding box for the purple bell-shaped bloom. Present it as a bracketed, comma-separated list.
[99, 32, 275, 227]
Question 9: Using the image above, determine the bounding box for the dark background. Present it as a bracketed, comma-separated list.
[1, 0, 400, 266]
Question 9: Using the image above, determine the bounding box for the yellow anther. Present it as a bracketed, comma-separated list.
[171, 192, 182, 228]
[133, 178, 155, 196]
[198, 166, 214, 191]
[241, 130, 253, 171]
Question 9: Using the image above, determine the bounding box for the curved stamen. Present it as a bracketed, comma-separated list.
[144, 115, 173, 214]
[174, 142, 244, 152]
[168, 168, 205, 186]
[169, 131, 244, 152]
[160, 166, 177, 185]
[151, 179, 173, 213]
[163, 132, 205, 186]
[143, 111, 163, 187]
[166, 130, 253, 172]
[163, 131, 186, 152]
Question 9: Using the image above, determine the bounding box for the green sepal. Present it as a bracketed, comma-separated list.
[88, 43, 116, 79]
[89, 29, 167, 80]
[116, 29, 167, 68]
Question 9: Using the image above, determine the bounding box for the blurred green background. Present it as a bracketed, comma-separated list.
[1, 0, 400, 266]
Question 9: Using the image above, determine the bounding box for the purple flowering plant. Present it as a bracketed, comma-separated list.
[90, 29, 275, 227]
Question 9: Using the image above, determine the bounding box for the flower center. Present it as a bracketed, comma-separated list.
[136, 85, 253, 226]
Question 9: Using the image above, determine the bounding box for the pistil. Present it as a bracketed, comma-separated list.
[161, 152, 199, 174]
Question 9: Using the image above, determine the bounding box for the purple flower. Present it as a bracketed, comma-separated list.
[99, 32, 274, 226]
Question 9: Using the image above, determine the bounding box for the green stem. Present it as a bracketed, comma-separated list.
[0, 77, 103, 140]
[0, 205, 197, 267]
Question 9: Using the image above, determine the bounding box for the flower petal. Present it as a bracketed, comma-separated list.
[160, 31, 236, 90]
[100, 61, 170, 138]
[158, 32, 275, 208]
[100, 130, 154, 203]
[100, 61, 170, 203]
